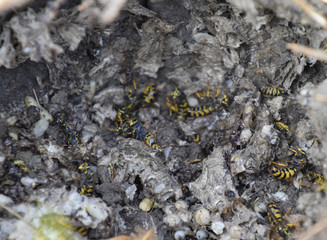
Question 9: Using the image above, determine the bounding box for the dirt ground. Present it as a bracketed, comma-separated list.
[1, 0, 327, 239]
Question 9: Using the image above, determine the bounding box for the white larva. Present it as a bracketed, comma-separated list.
[194, 208, 211, 226]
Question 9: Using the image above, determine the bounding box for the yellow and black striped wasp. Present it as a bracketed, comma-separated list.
[166, 87, 229, 120]
[110, 81, 162, 152]
[143, 83, 157, 105]
[261, 87, 287, 97]
[271, 147, 308, 181]
[79, 184, 94, 196]
[267, 203, 293, 240]
[274, 122, 293, 142]
[299, 170, 327, 192]
[127, 118, 162, 152]
[55, 114, 80, 146]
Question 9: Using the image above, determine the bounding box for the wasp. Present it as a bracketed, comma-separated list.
[80, 184, 93, 196]
[194, 86, 214, 100]
[143, 83, 157, 104]
[166, 96, 179, 113]
[108, 162, 120, 179]
[208, 6, 214, 16]
[274, 122, 293, 142]
[69, 218, 88, 236]
[272, 166, 297, 180]
[271, 147, 309, 181]
[78, 163, 94, 176]
[176, 108, 189, 120]
[55, 114, 80, 146]
[112, 107, 137, 136]
[288, 147, 308, 169]
[166, 96, 180, 117]
[144, 132, 162, 152]
[183, 103, 226, 120]
[115, 106, 133, 126]
[221, 198, 247, 221]
[275, 122, 290, 133]
[220, 94, 229, 107]
[307, 171, 327, 192]
[126, 79, 138, 105]
[127, 81, 158, 107]
[166, 88, 187, 115]
[127, 118, 162, 152]
[195, 87, 229, 106]
[267, 203, 292, 240]
[299, 171, 327, 192]
[110, 82, 162, 152]
[127, 88, 137, 107]
[261, 87, 287, 97]
[35, 213, 88, 238]
[187, 105, 217, 118]
[170, 88, 183, 100]
[175, 99, 189, 120]
[13, 159, 30, 173]
[192, 134, 200, 142]
[307, 171, 326, 184]
[270, 148, 308, 179]
[166, 89, 189, 119]
[184, 103, 226, 119]
[167, 88, 229, 120]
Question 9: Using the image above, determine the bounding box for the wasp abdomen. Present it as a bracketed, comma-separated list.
[272, 167, 297, 180]
[261, 87, 287, 97]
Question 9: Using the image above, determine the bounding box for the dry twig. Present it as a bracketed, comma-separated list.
[291, 0, 327, 28]
[0, 0, 31, 12]
[314, 93, 327, 102]
[100, 0, 127, 24]
[287, 43, 327, 62]
[297, 217, 327, 240]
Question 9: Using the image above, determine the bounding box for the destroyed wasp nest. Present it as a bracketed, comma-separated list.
[1, 0, 327, 239]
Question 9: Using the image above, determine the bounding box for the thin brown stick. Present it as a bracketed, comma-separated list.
[101, 0, 127, 24]
[185, 158, 203, 165]
[314, 93, 327, 102]
[0, 0, 31, 12]
[140, 230, 154, 240]
[0, 203, 34, 229]
[291, 0, 327, 28]
[287, 43, 327, 62]
[297, 217, 327, 240]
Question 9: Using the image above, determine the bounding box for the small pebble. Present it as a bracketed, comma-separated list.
[272, 191, 288, 202]
[125, 185, 137, 200]
[154, 183, 165, 194]
[253, 201, 266, 213]
[0, 194, 13, 205]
